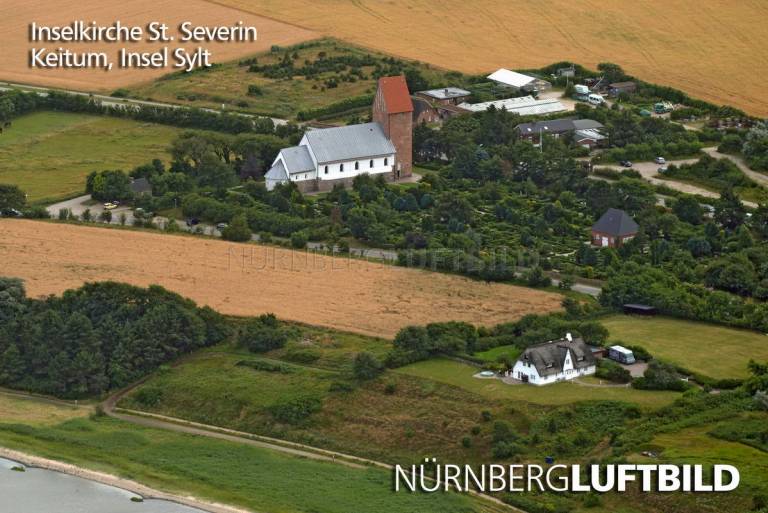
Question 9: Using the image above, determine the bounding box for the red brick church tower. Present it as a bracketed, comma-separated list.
[372, 76, 414, 178]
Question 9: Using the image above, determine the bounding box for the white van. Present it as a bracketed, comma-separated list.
[588, 93, 605, 105]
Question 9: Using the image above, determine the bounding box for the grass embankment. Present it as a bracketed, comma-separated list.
[119, 326, 511, 464]
[127, 39, 462, 120]
[0, 112, 181, 203]
[601, 315, 768, 379]
[0, 395, 485, 513]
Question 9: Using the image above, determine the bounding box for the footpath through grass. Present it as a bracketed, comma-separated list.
[601, 314, 768, 379]
[0, 111, 181, 203]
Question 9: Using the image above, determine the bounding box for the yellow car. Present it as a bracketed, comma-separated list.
[103, 203, 118, 210]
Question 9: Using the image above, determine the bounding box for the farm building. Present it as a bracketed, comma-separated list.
[130, 177, 152, 197]
[516, 118, 604, 146]
[458, 96, 566, 116]
[266, 76, 413, 193]
[487, 68, 551, 93]
[508, 333, 596, 385]
[412, 96, 468, 125]
[591, 208, 638, 248]
[608, 81, 637, 97]
[415, 87, 472, 105]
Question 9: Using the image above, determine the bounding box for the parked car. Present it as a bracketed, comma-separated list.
[216, 222, 228, 230]
[620, 160, 633, 168]
[587, 93, 605, 106]
[658, 166, 668, 174]
[103, 203, 118, 210]
[655, 156, 666, 164]
[1, 208, 23, 218]
[186, 218, 200, 227]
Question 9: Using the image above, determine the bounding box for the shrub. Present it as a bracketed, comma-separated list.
[283, 347, 321, 363]
[269, 395, 322, 424]
[353, 351, 383, 380]
[239, 314, 290, 353]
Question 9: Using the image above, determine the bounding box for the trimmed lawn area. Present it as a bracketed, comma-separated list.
[0, 111, 182, 203]
[0, 391, 88, 426]
[396, 358, 678, 409]
[474, 344, 521, 363]
[601, 314, 768, 379]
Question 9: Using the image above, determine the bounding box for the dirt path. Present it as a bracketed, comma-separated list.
[702, 147, 768, 188]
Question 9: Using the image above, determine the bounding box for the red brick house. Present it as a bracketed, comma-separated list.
[591, 208, 638, 248]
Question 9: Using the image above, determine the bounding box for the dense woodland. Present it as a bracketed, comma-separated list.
[0, 278, 229, 398]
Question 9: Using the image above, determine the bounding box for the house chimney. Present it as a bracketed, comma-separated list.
[566, 333, 573, 342]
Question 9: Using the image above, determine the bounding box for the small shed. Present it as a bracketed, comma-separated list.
[623, 304, 657, 316]
[608, 81, 637, 97]
[591, 208, 639, 248]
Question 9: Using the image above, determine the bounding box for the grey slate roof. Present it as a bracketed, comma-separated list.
[130, 178, 152, 194]
[265, 160, 288, 181]
[418, 87, 471, 100]
[572, 119, 604, 130]
[516, 118, 604, 135]
[519, 337, 595, 377]
[280, 146, 314, 174]
[304, 123, 395, 164]
[592, 208, 639, 237]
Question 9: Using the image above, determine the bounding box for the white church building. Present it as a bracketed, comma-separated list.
[265, 123, 397, 192]
[265, 75, 414, 193]
[508, 334, 596, 386]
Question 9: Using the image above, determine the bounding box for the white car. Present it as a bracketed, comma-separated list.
[654, 156, 666, 165]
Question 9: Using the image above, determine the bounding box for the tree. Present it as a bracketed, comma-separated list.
[0, 184, 25, 211]
[715, 189, 746, 231]
[353, 352, 383, 380]
[89, 170, 132, 201]
[221, 214, 251, 242]
[673, 196, 703, 225]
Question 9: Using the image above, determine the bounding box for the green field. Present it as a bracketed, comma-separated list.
[0, 111, 182, 203]
[396, 358, 679, 408]
[127, 39, 465, 120]
[601, 315, 768, 379]
[0, 407, 484, 513]
[474, 345, 521, 363]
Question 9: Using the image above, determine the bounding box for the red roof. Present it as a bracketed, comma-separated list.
[378, 76, 413, 114]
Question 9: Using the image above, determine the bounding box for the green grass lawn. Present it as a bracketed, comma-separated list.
[0, 111, 182, 203]
[601, 314, 768, 379]
[396, 358, 679, 409]
[0, 412, 486, 513]
[474, 344, 521, 363]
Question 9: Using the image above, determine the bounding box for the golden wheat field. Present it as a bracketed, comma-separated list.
[0, 0, 315, 91]
[217, 0, 768, 116]
[0, 220, 563, 338]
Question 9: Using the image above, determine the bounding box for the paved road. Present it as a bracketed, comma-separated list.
[0, 81, 289, 127]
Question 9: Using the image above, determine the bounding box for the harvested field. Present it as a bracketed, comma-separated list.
[219, 0, 768, 116]
[0, 220, 562, 338]
[0, 0, 315, 91]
